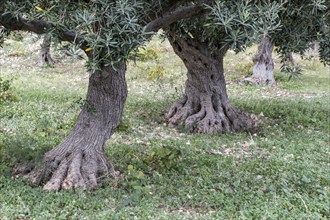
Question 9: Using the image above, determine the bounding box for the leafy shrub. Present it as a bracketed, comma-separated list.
[9, 32, 25, 41]
[119, 164, 148, 194]
[0, 77, 17, 102]
[131, 47, 159, 62]
[142, 145, 183, 170]
[129, 48, 159, 62]
[111, 142, 184, 174]
[116, 118, 131, 132]
[234, 62, 254, 76]
[146, 65, 169, 81]
[280, 63, 303, 80]
[112, 143, 183, 197]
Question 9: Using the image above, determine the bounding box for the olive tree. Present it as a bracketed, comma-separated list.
[166, 1, 281, 133]
[247, 36, 276, 85]
[39, 34, 55, 66]
[1, 0, 145, 191]
[0, 0, 204, 190]
[165, 0, 329, 132]
[247, 1, 329, 85]
[248, 37, 297, 86]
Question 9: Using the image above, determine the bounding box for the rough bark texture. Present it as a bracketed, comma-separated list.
[166, 33, 254, 133]
[29, 63, 127, 191]
[39, 35, 55, 66]
[245, 36, 275, 85]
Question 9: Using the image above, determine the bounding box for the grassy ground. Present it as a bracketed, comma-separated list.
[0, 35, 329, 219]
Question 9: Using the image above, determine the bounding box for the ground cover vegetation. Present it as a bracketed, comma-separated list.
[0, 33, 329, 219]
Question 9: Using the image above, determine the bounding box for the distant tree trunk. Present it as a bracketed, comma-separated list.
[245, 36, 275, 85]
[166, 32, 254, 133]
[39, 34, 55, 66]
[29, 63, 127, 190]
[304, 41, 319, 58]
[283, 52, 295, 66]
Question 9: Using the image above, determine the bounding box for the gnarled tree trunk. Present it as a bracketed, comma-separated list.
[30, 63, 127, 190]
[39, 34, 55, 66]
[166, 34, 254, 133]
[245, 36, 275, 85]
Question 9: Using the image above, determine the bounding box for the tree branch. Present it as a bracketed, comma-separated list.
[144, 3, 205, 33]
[0, 15, 88, 50]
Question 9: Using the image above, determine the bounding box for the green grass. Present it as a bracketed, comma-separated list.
[0, 36, 329, 219]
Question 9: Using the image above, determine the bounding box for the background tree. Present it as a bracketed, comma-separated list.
[246, 38, 305, 86]
[165, 0, 329, 133]
[242, 36, 279, 86]
[39, 34, 55, 66]
[0, 25, 55, 66]
[248, 36, 276, 85]
[247, 0, 330, 85]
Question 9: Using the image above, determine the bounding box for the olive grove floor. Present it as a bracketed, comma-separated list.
[0, 35, 329, 219]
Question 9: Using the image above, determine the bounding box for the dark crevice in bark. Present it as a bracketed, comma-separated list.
[177, 44, 182, 52]
[166, 31, 255, 133]
[25, 63, 127, 191]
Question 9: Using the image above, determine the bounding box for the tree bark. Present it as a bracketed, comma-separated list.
[39, 34, 55, 66]
[166, 33, 254, 133]
[29, 63, 127, 190]
[245, 36, 275, 85]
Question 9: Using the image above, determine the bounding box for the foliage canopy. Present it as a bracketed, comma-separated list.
[169, 1, 329, 64]
[1, 1, 329, 68]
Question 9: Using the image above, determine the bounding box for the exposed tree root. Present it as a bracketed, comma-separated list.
[37, 148, 116, 191]
[166, 95, 254, 133]
[167, 96, 194, 126]
[15, 144, 118, 191]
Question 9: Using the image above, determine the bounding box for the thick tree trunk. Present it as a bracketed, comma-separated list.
[245, 36, 275, 85]
[39, 34, 55, 66]
[29, 63, 127, 190]
[166, 34, 254, 133]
